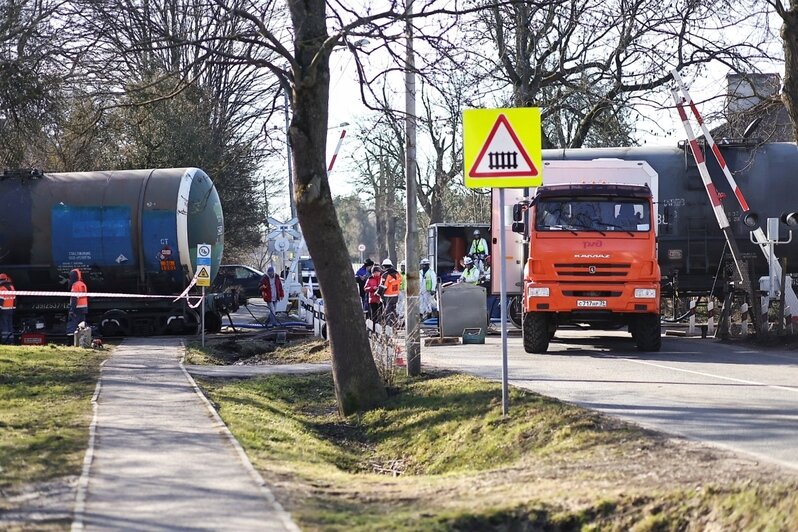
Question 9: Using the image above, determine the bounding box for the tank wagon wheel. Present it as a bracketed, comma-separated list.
[100, 310, 131, 337]
[634, 314, 661, 352]
[523, 312, 550, 354]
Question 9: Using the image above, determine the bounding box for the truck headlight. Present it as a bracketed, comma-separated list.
[634, 288, 657, 298]
[528, 286, 550, 297]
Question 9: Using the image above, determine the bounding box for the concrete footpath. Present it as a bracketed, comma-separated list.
[74, 338, 297, 531]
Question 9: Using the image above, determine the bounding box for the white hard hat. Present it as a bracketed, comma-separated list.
[473, 229, 481, 236]
[382, 258, 393, 267]
[463, 256, 473, 265]
[420, 258, 430, 265]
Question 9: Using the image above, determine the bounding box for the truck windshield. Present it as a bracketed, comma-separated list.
[535, 197, 651, 232]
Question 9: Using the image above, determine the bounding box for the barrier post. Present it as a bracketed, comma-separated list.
[707, 300, 716, 337]
[740, 302, 750, 338]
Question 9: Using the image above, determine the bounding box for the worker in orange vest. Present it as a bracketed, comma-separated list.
[0, 273, 15, 344]
[378, 259, 403, 327]
[67, 268, 89, 337]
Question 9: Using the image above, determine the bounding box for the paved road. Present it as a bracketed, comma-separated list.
[76, 338, 296, 531]
[423, 329, 798, 470]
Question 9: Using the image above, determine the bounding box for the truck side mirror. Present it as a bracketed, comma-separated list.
[512, 203, 525, 222]
[511, 222, 525, 234]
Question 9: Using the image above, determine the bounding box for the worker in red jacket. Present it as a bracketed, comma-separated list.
[67, 268, 88, 337]
[363, 265, 383, 323]
[259, 266, 284, 327]
[0, 273, 15, 344]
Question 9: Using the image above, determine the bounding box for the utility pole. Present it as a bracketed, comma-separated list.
[284, 89, 296, 220]
[404, 0, 420, 376]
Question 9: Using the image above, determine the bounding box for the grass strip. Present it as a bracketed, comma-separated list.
[0, 345, 105, 488]
[198, 370, 798, 530]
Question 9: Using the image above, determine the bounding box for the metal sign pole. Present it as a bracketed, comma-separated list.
[196, 243, 212, 347]
[499, 189, 509, 416]
[462, 107, 542, 419]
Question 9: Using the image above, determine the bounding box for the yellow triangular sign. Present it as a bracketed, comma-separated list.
[198, 267, 210, 279]
[470, 114, 538, 178]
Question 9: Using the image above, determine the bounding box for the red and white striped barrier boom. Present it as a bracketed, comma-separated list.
[670, 88, 746, 282]
[327, 129, 347, 174]
[673, 69, 798, 320]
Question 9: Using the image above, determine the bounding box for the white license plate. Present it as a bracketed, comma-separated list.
[576, 300, 607, 308]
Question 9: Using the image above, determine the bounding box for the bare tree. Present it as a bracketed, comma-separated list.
[771, 0, 798, 141]
[0, 0, 74, 166]
[415, 76, 469, 224]
[353, 113, 405, 265]
[470, 0, 776, 148]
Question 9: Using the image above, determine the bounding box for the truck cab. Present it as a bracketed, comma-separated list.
[507, 161, 661, 353]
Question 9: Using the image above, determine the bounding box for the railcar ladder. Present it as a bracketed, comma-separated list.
[686, 217, 709, 274]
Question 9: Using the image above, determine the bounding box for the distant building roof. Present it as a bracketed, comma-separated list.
[710, 73, 795, 143]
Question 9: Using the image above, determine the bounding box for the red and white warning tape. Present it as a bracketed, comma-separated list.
[2, 272, 206, 309]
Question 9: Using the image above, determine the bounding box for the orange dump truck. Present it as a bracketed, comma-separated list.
[507, 160, 661, 353]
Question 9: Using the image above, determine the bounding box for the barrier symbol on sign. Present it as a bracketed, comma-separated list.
[469, 114, 538, 178]
[198, 244, 211, 258]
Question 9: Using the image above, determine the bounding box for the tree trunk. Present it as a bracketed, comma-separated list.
[782, 3, 798, 142]
[287, 0, 386, 415]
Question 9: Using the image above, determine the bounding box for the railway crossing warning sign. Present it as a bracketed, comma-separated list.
[463, 108, 542, 189]
[196, 244, 212, 287]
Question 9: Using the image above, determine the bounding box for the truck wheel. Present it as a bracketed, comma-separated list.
[523, 312, 550, 354]
[634, 314, 661, 351]
[628, 323, 637, 342]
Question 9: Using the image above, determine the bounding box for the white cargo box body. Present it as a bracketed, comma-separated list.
[491, 159, 659, 295]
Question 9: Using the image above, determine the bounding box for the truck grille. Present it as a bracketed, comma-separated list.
[562, 290, 622, 297]
[554, 263, 631, 278]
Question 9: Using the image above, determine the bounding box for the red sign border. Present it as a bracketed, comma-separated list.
[468, 114, 539, 178]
